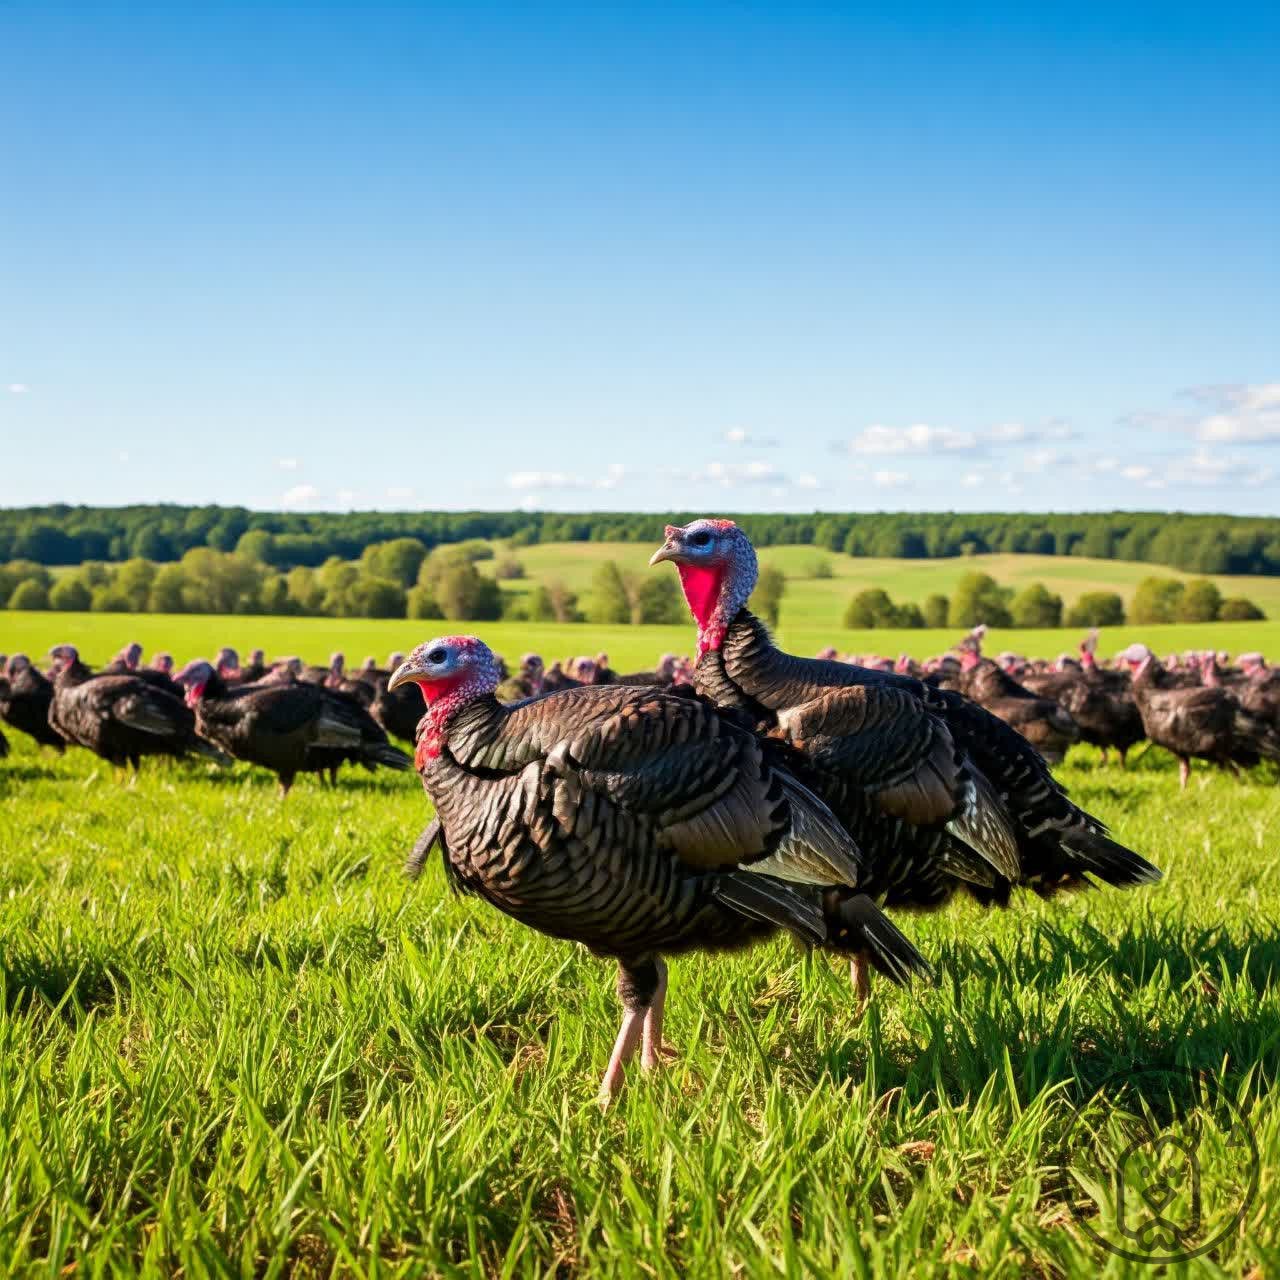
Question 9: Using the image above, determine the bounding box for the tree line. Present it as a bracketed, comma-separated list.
[3, 505, 1280, 577]
[844, 573, 1267, 630]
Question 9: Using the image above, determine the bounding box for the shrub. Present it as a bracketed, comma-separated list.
[923, 594, 950, 628]
[49, 576, 92, 611]
[1219, 597, 1266, 621]
[437, 563, 505, 621]
[750, 566, 787, 628]
[1175, 578, 1222, 623]
[1065, 591, 1126, 627]
[8, 578, 50, 610]
[1131, 577, 1185, 624]
[949, 573, 1012, 628]
[406, 584, 444, 620]
[1010, 582, 1063, 628]
[494, 557, 525, 580]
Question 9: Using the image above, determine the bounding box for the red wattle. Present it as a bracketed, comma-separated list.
[676, 563, 725, 630]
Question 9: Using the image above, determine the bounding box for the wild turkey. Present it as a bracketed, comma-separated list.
[953, 628, 1081, 764]
[237, 649, 268, 683]
[1121, 644, 1280, 786]
[611, 654, 683, 688]
[388, 635, 931, 1103]
[1235, 652, 1280, 722]
[47, 645, 228, 770]
[496, 653, 544, 703]
[649, 521, 1160, 951]
[0, 655, 66, 751]
[174, 659, 411, 793]
[540, 661, 584, 693]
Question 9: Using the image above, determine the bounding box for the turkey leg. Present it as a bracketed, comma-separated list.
[599, 955, 664, 1106]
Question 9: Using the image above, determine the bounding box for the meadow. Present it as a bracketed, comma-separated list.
[1, 653, 1278, 1273]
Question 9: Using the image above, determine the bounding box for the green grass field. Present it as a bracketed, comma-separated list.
[1, 727, 1277, 1275]
[4, 610, 1279, 679]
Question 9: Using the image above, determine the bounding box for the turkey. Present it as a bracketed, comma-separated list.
[174, 659, 412, 793]
[1235, 652, 1280, 723]
[649, 521, 1160, 962]
[388, 635, 931, 1103]
[540, 661, 584, 693]
[496, 652, 545, 703]
[103, 641, 185, 698]
[952, 628, 1081, 764]
[1121, 643, 1280, 787]
[0, 655, 66, 751]
[238, 649, 269, 683]
[47, 645, 229, 770]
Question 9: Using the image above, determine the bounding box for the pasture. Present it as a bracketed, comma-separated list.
[3, 609, 1279, 678]
[1, 668, 1278, 1273]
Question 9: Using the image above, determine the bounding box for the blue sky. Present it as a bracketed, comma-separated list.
[2, 2, 1277, 514]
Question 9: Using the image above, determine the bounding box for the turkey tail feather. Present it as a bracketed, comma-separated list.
[826, 894, 934, 986]
[1062, 831, 1162, 887]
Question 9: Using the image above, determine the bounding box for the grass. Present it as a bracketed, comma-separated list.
[4, 610, 1279, 678]
[2, 715, 1279, 1272]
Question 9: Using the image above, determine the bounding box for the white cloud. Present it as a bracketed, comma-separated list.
[116, 450, 130, 464]
[7, 383, 29, 394]
[507, 470, 587, 490]
[1195, 383, 1280, 443]
[795, 473, 820, 489]
[281, 484, 322, 508]
[849, 424, 979, 455]
[1021, 447, 1059, 473]
[871, 469, 911, 488]
[386, 485, 414, 501]
[960, 471, 984, 487]
[596, 463, 627, 490]
[1120, 464, 1153, 482]
[1163, 448, 1274, 488]
[277, 457, 300, 471]
[1126, 382, 1280, 444]
[724, 428, 779, 447]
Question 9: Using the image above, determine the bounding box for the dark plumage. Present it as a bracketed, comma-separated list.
[1, 655, 67, 751]
[650, 521, 1160, 950]
[174, 660, 411, 793]
[389, 635, 931, 1103]
[47, 645, 228, 769]
[1122, 644, 1280, 787]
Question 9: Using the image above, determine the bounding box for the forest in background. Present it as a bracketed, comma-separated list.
[2, 505, 1279, 576]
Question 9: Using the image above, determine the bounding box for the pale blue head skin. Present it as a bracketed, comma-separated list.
[649, 518, 760, 650]
[388, 636, 504, 698]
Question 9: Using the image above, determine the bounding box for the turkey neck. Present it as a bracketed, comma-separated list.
[695, 609, 920, 719]
[54, 660, 95, 689]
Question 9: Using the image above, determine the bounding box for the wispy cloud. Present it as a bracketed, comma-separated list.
[871, 469, 911, 488]
[281, 483, 322, 508]
[7, 383, 29, 394]
[386, 485, 414, 501]
[1125, 382, 1280, 444]
[724, 427, 779, 447]
[847, 424, 978, 455]
[507, 470, 588, 490]
[277, 457, 300, 471]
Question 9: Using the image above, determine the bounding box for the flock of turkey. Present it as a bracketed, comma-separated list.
[3, 518, 1278, 1101]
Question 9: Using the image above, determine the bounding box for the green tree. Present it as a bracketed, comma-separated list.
[437, 563, 504, 621]
[236, 529, 275, 563]
[948, 573, 1012, 628]
[49, 576, 92, 611]
[407, 584, 444, 620]
[494, 557, 525, 580]
[287, 566, 325, 614]
[1219, 597, 1265, 621]
[349, 575, 407, 618]
[1010, 582, 1063, 628]
[895, 602, 925, 628]
[1131, 577, 1185, 624]
[923, 594, 950, 628]
[844, 588, 899, 629]
[1175, 578, 1222, 623]
[148, 565, 188, 613]
[636, 574, 684, 624]
[587, 561, 633, 625]
[8, 578, 50, 610]
[114, 558, 157, 612]
[361, 538, 428, 587]
[750, 566, 786, 628]
[1065, 591, 1126, 627]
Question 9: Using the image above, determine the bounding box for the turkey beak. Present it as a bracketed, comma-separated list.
[387, 657, 428, 693]
[648, 540, 680, 567]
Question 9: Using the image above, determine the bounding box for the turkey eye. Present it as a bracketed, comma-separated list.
[690, 531, 711, 546]
[428, 648, 447, 664]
